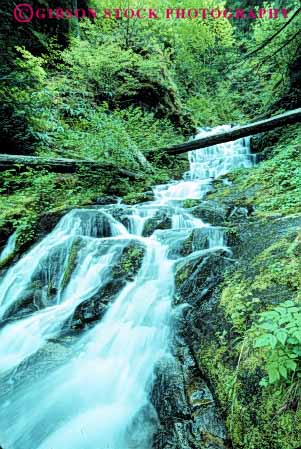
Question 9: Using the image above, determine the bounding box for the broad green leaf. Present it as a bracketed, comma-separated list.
[276, 330, 287, 346]
[285, 359, 297, 371]
[268, 366, 280, 384]
[279, 365, 287, 379]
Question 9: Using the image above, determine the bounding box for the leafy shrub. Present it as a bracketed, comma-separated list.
[254, 300, 301, 386]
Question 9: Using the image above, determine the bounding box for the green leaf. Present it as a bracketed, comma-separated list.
[285, 359, 297, 371]
[292, 330, 301, 343]
[268, 366, 280, 384]
[254, 335, 270, 348]
[276, 330, 287, 346]
[269, 334, 278, 349]
[259, 322, 276, 331]
[279, 365, 288, 379]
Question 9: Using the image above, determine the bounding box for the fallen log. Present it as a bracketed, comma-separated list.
[0, 155, 142, 180]
[147, 108, 301, 156]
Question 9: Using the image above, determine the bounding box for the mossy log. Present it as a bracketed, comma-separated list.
[147, 108, 301, 156]
[0, 154, 142, 179]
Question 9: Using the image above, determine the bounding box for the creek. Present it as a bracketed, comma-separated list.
[0, 126, 254, 449]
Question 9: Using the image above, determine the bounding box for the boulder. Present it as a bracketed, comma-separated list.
[71, 241, 145, 329]
[142, 210, 172, 237]
[174, 249, 232, 306]
[151, 342, 228, 449]
[178, 227, 225, 257]
[190, 201, 228, 226]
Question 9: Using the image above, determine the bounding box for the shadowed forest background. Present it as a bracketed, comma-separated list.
[0, 0, 300, 448]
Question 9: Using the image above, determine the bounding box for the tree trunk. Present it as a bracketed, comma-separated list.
[0, 155, 142, 180]
[147, 108, 301, 156]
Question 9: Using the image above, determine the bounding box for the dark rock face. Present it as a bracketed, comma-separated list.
[190, 201, 228, 226]
[142, 210, 172, 237]
[179, 214, 301, 449]
[71, 241, 145, 329]
[150, 243, 233, 449]
[151, 336, 228, 449]
[107, 205, 133, 230]
[36, 211, 67, 238]
[174, 249, 232, 306]
[1, 236, 85, 322]
[93, 195, 119, 205]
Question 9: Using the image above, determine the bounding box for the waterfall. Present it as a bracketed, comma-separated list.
[0, 231, 17, 263]
[0, 129, 253, 449]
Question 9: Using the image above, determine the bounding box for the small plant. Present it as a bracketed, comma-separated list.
[254, 300, 301, 386]
[182, 199, 200, 209]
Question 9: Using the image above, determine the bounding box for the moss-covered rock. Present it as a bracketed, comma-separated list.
[183, 214, 301, 449]
[190, 201, 229, 226]
[142, 210, 172, 237]
[123, 191, 155, 205]
[112, 243, 145, 281]
[174, 249, 232, 306]
[71, 240, 145, 329]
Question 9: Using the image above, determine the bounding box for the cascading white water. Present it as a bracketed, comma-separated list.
[0, 231, 17, 263]
[0, 128, 253, 449]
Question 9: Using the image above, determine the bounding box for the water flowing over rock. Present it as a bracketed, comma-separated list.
[0, 126, 253, 449]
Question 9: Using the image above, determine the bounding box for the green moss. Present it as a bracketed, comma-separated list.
[123, 191, 154, 205]
[182, 199, 200, 209]
[0, 252, 16, 270]
[61, 238, 82, 290]
[112, 244, 145, 281]
[220, 275, 258, 332]
[198, 227, 301, 449]
[175, 266, 190, 288]
[208, 126, 301, 218]
[198, 338, 301, 449]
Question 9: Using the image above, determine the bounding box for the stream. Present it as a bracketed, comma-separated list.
[0, 126, 254, 449]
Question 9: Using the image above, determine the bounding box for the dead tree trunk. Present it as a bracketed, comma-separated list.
[147, 108, 301, 156]
[0, 155, 142, 179]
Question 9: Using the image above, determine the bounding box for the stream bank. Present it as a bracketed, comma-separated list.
[167, 125, 301, 449]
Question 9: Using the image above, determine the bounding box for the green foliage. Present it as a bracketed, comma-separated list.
[206, 215, 301, 448]
[198, 338, 301, 449]
[182, 199, 200, 208]
[209, 127, 301, 217]
[221, 276, 260, 331]
[61, 238, 82, 290]
[254, 300, 301, 386]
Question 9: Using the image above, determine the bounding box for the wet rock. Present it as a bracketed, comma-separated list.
[178, 227, 225, 257]
[191, 201, 228, 226]
[2, 237, 85, 321]
[107, 205, 133, 230]
[69, 209, 116, 238]
[71, 241, 145, 329]
[151, 341, 228, 449]
[0, 224, 14, 250]
[174, 249, 232, 306]
[126, 403, 159, 449]
[142, 210, 172, 237]
[36, 210, 67, 237]
[93, 195, 119, 205]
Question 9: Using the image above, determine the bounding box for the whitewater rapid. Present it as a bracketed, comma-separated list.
[0, 126, 253, 449]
